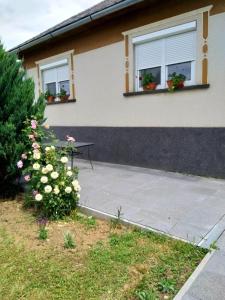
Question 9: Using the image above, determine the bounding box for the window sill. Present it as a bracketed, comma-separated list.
[123, 84, 210, 97]
[46, 99, 76, 105]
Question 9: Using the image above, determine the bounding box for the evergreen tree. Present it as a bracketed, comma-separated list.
[0, 43, 45, 197]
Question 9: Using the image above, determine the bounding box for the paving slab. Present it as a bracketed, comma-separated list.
[77, 159, 225, 244]
[176, 231, 225, 300]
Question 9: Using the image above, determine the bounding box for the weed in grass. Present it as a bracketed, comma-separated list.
[64, 232, 76, 249]
[86, 216, 97, 227]
[158, 278, 175, 293]
[38, 227, 48, 240]
[37, 217, 48, 240]
[209, 240, 219, 252]
[65, 211, 97, 229]
[110, 206, 123, 228]
[135, 290, 158, 300]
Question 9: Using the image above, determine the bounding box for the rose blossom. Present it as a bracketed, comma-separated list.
[44, 185, 52, 193]
[35, 193, 43, 201]
[33, 151, 41, 160]
[60, 156, 68, 164]
[32, 142, 40, 149]
[65, 186, 72, 193]
[17, 160, 23, 168]
[40, 176, 48, 183]
[33, 163, 40, 170]
[46, 164, 53, 172]
[31, 120, 37, 129]
[24, 175, 30, 182]
[28, 134, 35, 141]
[21, 153, 27, 160]
[66, 135, 75, 142]
[51, 171, 59, 179]
[53, 185, 60, 195]
[66, 170, 73, 177]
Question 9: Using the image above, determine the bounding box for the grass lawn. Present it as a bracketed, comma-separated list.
[0, 197, 207, 300]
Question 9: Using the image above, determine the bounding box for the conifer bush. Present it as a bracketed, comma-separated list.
[0, 43, 45, 197]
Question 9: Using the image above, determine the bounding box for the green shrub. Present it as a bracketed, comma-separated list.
[0, 43, 45, 197]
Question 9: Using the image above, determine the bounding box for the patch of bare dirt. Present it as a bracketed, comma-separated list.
[0, 197, 123, 256]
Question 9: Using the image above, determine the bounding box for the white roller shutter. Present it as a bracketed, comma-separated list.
[42, 68, 57, 84]
[57, 65, 69, 82]
[135, 39, 163, 70]
[165, 31, 196, 65]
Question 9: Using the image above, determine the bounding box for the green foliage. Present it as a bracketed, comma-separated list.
[142, 73, 155, 86]
[158, 278, 175, 293]
[135, 290, 158, 300]
[0, 43, 45, 197]
[57, 88, 67, 97]
[38, 227, 48, 240]
[64, 232, 76, 249]
[44, 90, 54, 99]
[64, 211, 97, 229]
[167, 72, 186, 92]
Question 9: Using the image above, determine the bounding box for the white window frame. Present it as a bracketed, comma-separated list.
[133, 21, 197, 91]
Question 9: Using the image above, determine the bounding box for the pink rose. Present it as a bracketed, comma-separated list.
[32, 142, 40, 149]
[17, 160, 23, 168]
[21, 153, 27, 160]
[24, 175, 30, 182]
[31, 120, 37, 129]
[66, 135, 75, 143]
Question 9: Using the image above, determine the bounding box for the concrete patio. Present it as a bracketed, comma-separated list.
[77, 159, 225, 246]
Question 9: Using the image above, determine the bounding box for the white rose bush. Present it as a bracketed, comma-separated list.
[19, 118, 80, 219]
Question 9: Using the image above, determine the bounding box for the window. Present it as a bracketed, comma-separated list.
[134, 21, 197, 91]
[41, 59, 70, 98]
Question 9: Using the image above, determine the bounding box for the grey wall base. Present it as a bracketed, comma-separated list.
[52, 126, 225, 178]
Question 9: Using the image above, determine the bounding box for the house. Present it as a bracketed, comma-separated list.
[10, 0, 225, 178]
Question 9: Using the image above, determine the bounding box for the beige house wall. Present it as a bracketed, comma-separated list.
[27, 11, 225, 127]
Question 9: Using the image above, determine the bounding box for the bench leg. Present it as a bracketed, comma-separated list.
[88, 146, 93, 170]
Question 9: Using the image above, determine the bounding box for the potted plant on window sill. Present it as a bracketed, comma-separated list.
[58, 89, 70, 102]
[142, 73, 158, 91]
[44, 90, 55, 103]
[167, 72, 186, 92]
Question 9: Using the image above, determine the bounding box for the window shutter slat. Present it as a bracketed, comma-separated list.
[135, 39, 163, 70]
[165, 31, 196, 65]
[42, 68, 57, 84]
[57, 65, 69, 82]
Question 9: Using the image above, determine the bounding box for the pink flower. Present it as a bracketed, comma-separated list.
[24, 175, 30, 182]
[31, 120, 37, 129]
[66, 135, 75, 143]
[32, 142, 40, 149]
[21, 153, 27, 160]
[17, 160, 23, 169]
